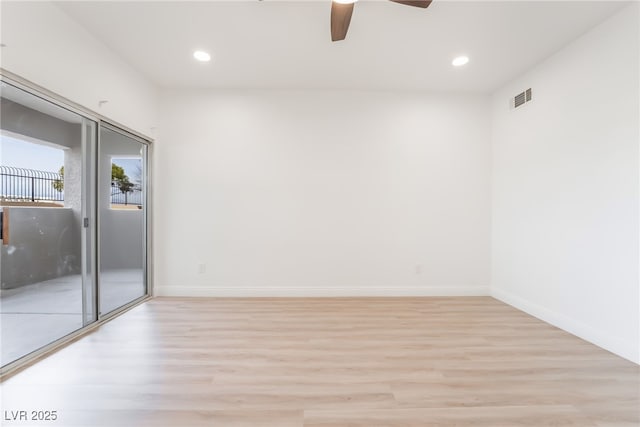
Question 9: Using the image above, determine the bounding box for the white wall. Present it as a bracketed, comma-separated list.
[0, 1, 158, 137]
[155, 90, 491, 296]
[491, 4, 640, 363]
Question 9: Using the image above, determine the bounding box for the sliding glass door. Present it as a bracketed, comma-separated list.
[0, 78, 151, 371]
[98, 125, 147, 316]
[0, 82, 97, 366]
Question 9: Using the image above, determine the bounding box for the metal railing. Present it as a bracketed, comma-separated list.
[0, 167, 143, 207]
[111, 182, 143, 206]
[0, 166, 64, 203]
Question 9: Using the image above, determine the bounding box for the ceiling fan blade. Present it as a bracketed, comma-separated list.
[331, 1, 355, 42]
[388, 0, 432, 8]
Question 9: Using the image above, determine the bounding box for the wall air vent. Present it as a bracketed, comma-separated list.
[513, 88, 532, 109]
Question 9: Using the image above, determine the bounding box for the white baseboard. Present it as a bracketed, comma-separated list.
[154, 285, 490, 298]
[491, 287, 639, 365]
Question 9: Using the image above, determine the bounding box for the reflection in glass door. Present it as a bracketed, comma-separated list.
[98, 126, 147, 316]
[0, 82, 96, 367]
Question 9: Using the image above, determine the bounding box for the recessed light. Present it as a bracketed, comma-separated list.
[452, 56, 469, 67]
[193, 50, 211, 62]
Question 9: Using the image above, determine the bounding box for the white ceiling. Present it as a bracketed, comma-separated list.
[56, 1, 629, 93]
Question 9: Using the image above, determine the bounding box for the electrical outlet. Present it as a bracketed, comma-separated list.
[415, 264, 422, 275]
[197, 263, 206, 275]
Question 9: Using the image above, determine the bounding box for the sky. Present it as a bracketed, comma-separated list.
[113, 158, 143, 184]
[0, 135, 64, 173]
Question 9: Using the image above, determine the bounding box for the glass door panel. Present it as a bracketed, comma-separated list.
[98, 125, 147, 316]
[0, 82, 96, 367]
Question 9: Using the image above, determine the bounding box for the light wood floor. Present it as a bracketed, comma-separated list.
[1, 297, 638, 426]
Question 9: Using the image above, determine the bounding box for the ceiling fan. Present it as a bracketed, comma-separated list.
[331, 0, 433, 42]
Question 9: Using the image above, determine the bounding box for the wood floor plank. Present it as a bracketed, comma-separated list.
[1, 297, 638, 426]
[303, 405, 598, 427]
[1, 410, 303, 427]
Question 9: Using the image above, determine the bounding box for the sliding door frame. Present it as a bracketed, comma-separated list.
[96, 122, 151, 320]
[0, 69, 154, 379]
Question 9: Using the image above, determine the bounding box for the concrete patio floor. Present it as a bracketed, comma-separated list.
[0, 269, 145, 366]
